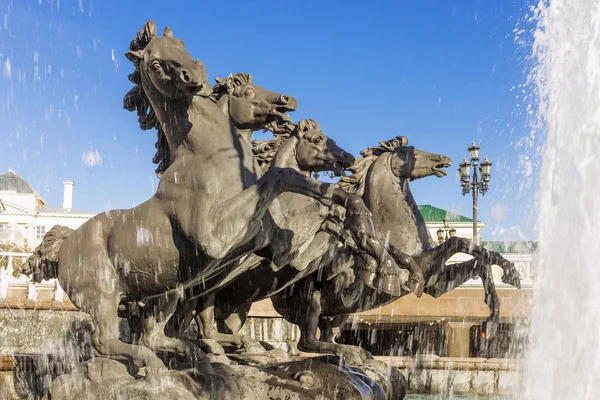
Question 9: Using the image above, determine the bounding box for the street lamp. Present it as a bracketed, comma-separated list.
[436, 219, 457, 243]
[459, 141, 492, 245]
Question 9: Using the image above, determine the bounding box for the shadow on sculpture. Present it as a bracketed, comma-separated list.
[271, 136, 522, 359]
[17, 20, 413, 400]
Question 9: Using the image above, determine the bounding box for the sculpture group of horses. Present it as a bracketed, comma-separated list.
[23, 21, 521, 375]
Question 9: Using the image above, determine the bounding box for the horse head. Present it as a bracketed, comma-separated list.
[363, 136, 452, 181]
[253, 119, 354, 175]
[125, 21, 210, 101]
[211, 73, 298, 132]
[294, 119, 355, 176]
[124, 21, 213, 176]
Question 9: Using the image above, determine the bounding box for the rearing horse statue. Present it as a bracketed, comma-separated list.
[271, 137, 523, 362]
[24, 21, 412, 372]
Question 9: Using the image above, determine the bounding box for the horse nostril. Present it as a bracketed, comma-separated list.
[181, 70, 191, 83]
[280, 95, 289, 104]
[342, 152, 354, 162]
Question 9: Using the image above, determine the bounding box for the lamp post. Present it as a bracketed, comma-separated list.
[459, 141, 492, 245]
[436, 219, 457, 244]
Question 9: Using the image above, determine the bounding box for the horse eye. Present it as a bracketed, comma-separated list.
[151, 60, 162, 73]
[313, 136, 323, 144]
[244, 88, 255, 98]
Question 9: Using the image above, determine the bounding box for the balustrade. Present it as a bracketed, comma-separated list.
[0, 251, 65, 307]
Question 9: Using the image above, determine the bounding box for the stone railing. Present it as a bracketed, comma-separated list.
[0, 251, 65, 307]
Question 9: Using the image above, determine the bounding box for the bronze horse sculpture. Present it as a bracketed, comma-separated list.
[167, 120, 424, 355]
[169, 136, 454, 363]
[269, 137, 522, 360]
[23, 21, 414, 373]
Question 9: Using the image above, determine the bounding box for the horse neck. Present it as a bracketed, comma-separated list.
[363, 153, 432, 254]
[148, 90, 243, 164]
[216, 95, 252, 144]
[270, 137, 309, 176]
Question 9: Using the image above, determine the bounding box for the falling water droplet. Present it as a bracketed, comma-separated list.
[3, 58, 11, 78]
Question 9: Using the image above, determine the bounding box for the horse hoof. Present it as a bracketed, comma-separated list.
[413, 282, 424, 298]
[501, 263, 522, 289]
[337, 345, 372, 366]
[196, 339, 225, 355]
[408, 278, 424, 298]
[242, 337, 267, 354]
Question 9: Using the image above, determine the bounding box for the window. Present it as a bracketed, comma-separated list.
[35, 226, 46, 240]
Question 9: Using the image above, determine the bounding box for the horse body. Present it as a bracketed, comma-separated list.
[270, 137, 522, 362]
[167, 120, 358, 353]
[363, 154, 432, 257]
[24, 21, 429, 373]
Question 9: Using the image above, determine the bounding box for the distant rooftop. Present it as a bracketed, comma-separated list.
[0, 171, 95, 215]
[418, 205, 474, 223]
[0, 171, 46, 204]
[37, 204, 95, 215]
[0, 171, 35, 194]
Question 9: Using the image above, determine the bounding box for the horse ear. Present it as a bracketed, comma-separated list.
[299, 119, 311, 133]
[398, 136, 409, 146]
[141, 20, 157, 42]
[226, 74, 236, 92]
[163, 26, 174, 38]
[247, 74, 253, 83]
[125, 50, 143, 63]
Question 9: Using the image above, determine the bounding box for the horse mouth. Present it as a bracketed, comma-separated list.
[333, 161, 347, 177]
[433, 162, 451, 177]
[269, 106, 295, 123]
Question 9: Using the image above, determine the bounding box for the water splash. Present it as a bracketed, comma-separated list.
[524, 0, 600, 398]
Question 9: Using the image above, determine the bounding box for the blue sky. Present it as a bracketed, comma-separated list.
[0, 0, 539, 240]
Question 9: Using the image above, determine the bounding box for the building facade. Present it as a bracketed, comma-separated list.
[0, 171, 95, 307]
[0, 171, 95, 250]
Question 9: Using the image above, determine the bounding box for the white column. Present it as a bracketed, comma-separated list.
[63, 180, 75, 210]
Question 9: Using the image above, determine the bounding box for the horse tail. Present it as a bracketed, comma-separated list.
[21, 225, 73, 283]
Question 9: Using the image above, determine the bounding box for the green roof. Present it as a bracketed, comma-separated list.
[417, 205, 473, 223]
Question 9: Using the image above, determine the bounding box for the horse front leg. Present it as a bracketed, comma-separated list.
[423, 258, 500, 338]
[322, 220, 412, 297]
[205, 167, 371, 260]
[425, 237, 521, 289]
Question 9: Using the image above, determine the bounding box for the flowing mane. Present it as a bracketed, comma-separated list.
[338, 136, 408, 196]
[209, 72, 253, 103]
[251, 119, 321, 172]
[251, 122, 295, 172]
[122, 21, 186, 176]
